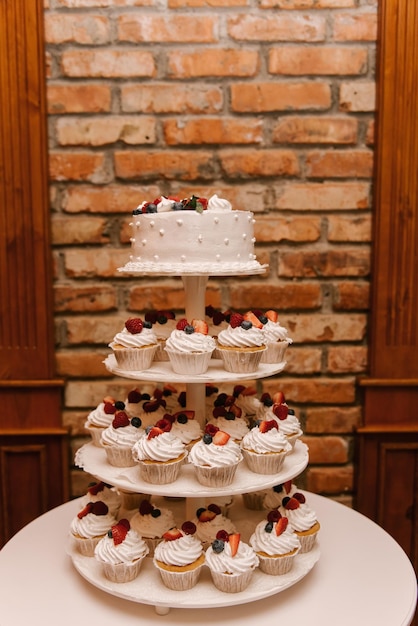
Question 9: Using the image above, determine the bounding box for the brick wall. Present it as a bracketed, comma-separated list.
[45, 0, 377, 503]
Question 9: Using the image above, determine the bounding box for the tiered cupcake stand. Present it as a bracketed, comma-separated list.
[70, 273, 320, 615]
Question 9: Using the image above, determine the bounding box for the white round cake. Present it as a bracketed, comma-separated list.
[119, 194, 267, 275]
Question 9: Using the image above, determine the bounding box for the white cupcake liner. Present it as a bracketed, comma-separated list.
[217, 346, 266, 373]
[285, 429, 303, 449]
[153, 559, 204, 590]
[192, 463, 239, 487]
[84, 423, 105, 447]
[296, 525, 320, 553]
[103, 444, 136, 467]
[165, 348, 213, 375]
[111, 344, 158, 371]
[260, 340, 290, 364]
[137, 453, 187, 484]
[153, 339, 169, 361]
[72, 535, 103, 557]
[241, 448, 288, 475]
[209, 568, 255, 593]
[242, 491, 267, 510]
[257, 548, 299, 575]
[100, 557, 146, 583]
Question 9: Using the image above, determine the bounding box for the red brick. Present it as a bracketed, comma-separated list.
[121, 84, 223, 113]
[261, 0, 355, 5]
[65, 379, 157, 408]
[366, 119, 374, 145]
[54, 285, 117, 312]
[61, 49, 155, 78]
[167, 49, 259, 78]
[229, 282, 322, 310]
[305, 150, 373, 178]
[66, 315, 124, 345]
[269, 46, 367, 75]
[231, 83, 330, 112]
[51, 216, 109, 244]
[262, 376, 356, 403]
[302, 436, 349, 464]
[273, 116, 358, 144]
[49, 151, 112, 183]
[62, 184, 161, 213]
[333, 281, 370, 311]
[44, 13, 110, 44]
[56, 1, 153, 6]
[332, 11, 378, 41]
[305, 406, 361, 434]
[219, 149, 299, 177]
[284, 347, 322, 375]
[118, 14, 217, 43]
[56, 352, 111, 379]
[228, 14, 326, 42]
[279, 249, 370, 278]
[163, 119, 263, 145]
[114, 150, 216, 180]
[255, 215, 321, 243]
[47, 83, 111, 113]
[327, 215, 372, 242]
[339, 82, 376, 112]
[327, 346, 368, 373]
[278, 314, 367, 342]
[64, 249, 129, 278]
[62, 410, 92, 436]
[274, 182, 370, 210]
[306, 466, 353, 494]
[56, 116, 156, 146]
[169, 0, 247, 5]
[128, 284, 222, 312]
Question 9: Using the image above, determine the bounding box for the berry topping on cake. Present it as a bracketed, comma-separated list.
[131, 416, 142, 428]
[147, 426, 164, 439]
[176, 318, 189, 331]
[77, 502, 94, 518]
[207, 503, 222, 515]
[243, 311, 263, 329]
[273, 403, 289, 420]
[184, 324, 195, 334]
[212, 430, 230, 446]
[197, 509, 216, 522]
[155, 418, 172, 432]
[215, 529, 230, 542]
[87, 481, 106, 496]
[293, 492, 306, 503]
[229, 312, 244, 328]
[205, 384, 219, 397]
[103, 401, 117, 415]
[267, 509, 281, 523]
[125, 318, 144, 334]
[282, 496, 300, 510]
[272, 390, 286, 405]
[283, 480, 293, 493]
[178, 391, 187, 407]
[163, 528, 183, 541]
[228, 532, 241, 557]
[91, 501, 109, 516]
[142, 398, 166, 413]
[265, 310, 279, 323]
[127, 388, 143, 403]
[275, 517, 289, 536]
[205, 423, 219, 437]
[260, 392, 274, 407]
[174, 410, 195, 423]
[181, 521, 197, 535]
[109, 519, 130, 545]
[191, 319, 209, 335]
[112, 411, 130, 429]
[259, 419, 279, 433]
[139, 499, 153, 515]
[163, 383, 178, 396]
[114, 400, 126, 410]
[211, 538, 225, 553]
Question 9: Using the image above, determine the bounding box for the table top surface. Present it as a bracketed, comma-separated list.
[0, 493, 416, 626]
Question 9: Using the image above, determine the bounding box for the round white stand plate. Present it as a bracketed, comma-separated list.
[67, 540, 319, 612]
[118, 265, 269, 277]
[104, 354, 287, 383]
[75, 440, 309, 497]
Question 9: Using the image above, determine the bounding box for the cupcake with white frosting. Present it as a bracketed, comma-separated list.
[109, 317, 158, 371]
[278, 492, 320, 553]
[249, 510, 300, 575]
[100, 411, 144, 467]
[70, 501, 117, 557]
[205, 531, 259, 593]
[153, 522, 205, 590]
[165, 318, 216, 375]
[132, 424, 187, 484]
[130, 498, 176, 556]
[240, 419, 291, 474]
[259, 309, 292, 364]
[188, 425, 243, 487]
[94, 518, 149, 582]
[216, 311, 266, 373]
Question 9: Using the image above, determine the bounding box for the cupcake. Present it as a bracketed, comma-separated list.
[84, 396, 122, 447]
[240, 419, 291, 474]
[232, 385, 261, 423]
[131, 424, 187, 484]
[123, 388, 150, 418]
[270, 394, 303, 448]
[262, 480, 298, 510]
[79, 481, 121, 517]
[207, 393, 249, 443]
[216, 311, 266, 373]
[165, 318, 216, 375]
[193, 503, 236, 549]
[70, 501, 117, 557]
[134, 390, 168, 429]
[100, 411, 144, 467]
[94, 518, 149, 582]
[205, 531, 259, 593]
[144, 309, 177, 361]
[259, 309, 292, 364]
[166, 410, 203, 451]
[249, 510, 300, 575]
[153, 522, 205, 590]
[109, 317, 158, 371]
[130, 498, 176, 556]
[241, 490, 268, 511]
[278, 492, 320, 553]
[188, 426, 243, 487]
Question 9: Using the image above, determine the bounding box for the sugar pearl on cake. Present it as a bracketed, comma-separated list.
[224, 238, 229, 245]
[141, 239, 147, 245]
[176, 219, 183, 225]
[242, 233, 247, 240]
[198, 234, 203, 242]
[159, 229, 165, 236]
[150, 220, 155, 227]
[214, 217, 219, 224]
[181, 255, 186, 261]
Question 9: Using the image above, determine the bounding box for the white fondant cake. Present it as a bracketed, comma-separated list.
[119, 194, 266, 275]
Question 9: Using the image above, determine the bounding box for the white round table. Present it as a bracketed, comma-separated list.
[0, 494, 416, 626]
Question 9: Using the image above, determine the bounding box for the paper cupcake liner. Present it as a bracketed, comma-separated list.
[242, 491, 267, 510]
[209, 568, 255, 593]
[84, 423, 105, 447]
[286, 429, 303, 449]
[101, 557, 146, 583]
[154, 339, 169, 361]
[154, 560, 204, 590]
[241, 448, 288, 475]
[144, 536, 162, 557]
[112, 344, 158, 371]
[297, 527, 319, 553]
[103, 444, 136, 468]
[72, 535, 103, 557]
[137, 453, 187, 484]
[217, 346, 266, 373]
[257, 549, 299, 575]
[260, 340, 290, 364]
[165, 348, 213, 375]
[193, 463, 239, 487]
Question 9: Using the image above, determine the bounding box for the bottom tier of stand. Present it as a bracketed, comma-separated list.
[67, 495, 320, 615]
